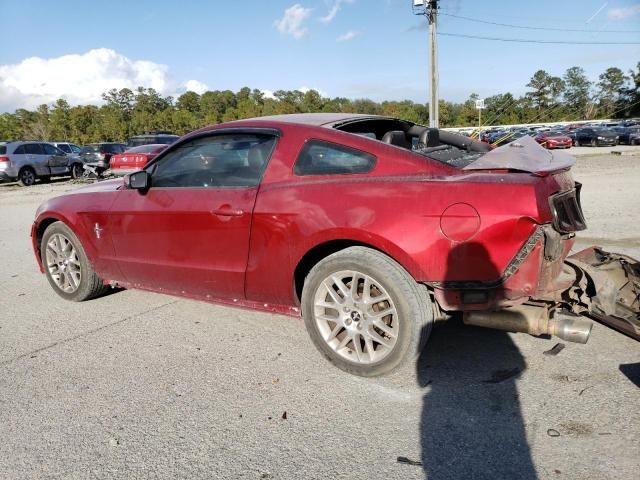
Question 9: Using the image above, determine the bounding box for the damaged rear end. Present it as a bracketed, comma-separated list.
[439, 136, 640, 343]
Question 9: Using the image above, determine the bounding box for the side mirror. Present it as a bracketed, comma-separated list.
[127, 170, 151, 191]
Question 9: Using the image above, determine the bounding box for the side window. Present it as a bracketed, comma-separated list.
[14, 145, 26, 154]
[152, 134, 277, 188]
[70, 145, 81, 154]
[25, 144, 44, 155]
[42, 144, 63, 155]
[58, 144, 71, 153]
[294, 140, 376, 176]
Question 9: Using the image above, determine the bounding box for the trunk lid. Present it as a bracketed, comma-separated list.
[463, 135, 574, 175]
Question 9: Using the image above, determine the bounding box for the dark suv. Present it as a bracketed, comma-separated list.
[127, 133, 179, 148]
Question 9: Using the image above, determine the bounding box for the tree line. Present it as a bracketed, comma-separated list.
[0, 63, 638, 144]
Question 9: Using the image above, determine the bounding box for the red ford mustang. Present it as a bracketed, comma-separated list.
[31, 114, 639, 376]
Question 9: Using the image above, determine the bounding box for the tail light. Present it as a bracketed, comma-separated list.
[0, 156, 9, 163]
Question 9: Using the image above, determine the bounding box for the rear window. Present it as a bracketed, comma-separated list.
[81, 145, 100, 153]
[294, 140, 376, 176]
[0, 145, 6, 155]
[125, 144, 164, 154]
[128, 135, 178, 147]
[100, 144, 126, 153]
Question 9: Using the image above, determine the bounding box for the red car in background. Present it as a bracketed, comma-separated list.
[30, 114, 639, 376]
[535, 131, 573, 149]
[109, 144, 168, 176]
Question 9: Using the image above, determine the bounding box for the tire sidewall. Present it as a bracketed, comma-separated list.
[19, 168, 36, 186]
[301, 249, 431, 376]
[41, 222, 98, 302]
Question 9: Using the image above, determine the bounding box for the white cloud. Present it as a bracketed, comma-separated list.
[337, 30, 360, 42]
[274, 4, 313, 39]
[183, 79, 208, 94]
[260, 89, 276, 99]
[299, 86, 328, 97]
[319, 0, 354, 23]
[607, 4, 640, 19]
[0, 48, 207, 112]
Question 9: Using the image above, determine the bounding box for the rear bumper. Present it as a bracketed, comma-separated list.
[431, 225, 574, 311]
[109, 168, 138, 177]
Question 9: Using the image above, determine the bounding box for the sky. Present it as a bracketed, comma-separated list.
[0, 0, 639, 112]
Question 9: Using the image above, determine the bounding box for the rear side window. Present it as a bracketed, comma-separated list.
[25, 144, 44, 155]
[0, 145, 6, 155]
[42, 144, 63, 155]
[57, 144, 71, 153]
[13, 145, 26, 154]
[294, 140, 376, 176]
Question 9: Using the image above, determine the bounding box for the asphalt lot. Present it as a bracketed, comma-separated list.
[0, 153, 639, 480]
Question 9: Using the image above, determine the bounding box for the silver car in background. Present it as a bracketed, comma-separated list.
[0, 141, 82, 186]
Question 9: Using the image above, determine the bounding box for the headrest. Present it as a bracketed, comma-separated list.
[419, 128, 440, 147]
[381, 130, 411, 149]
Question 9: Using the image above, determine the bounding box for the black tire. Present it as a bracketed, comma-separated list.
[301, 247, 433, 377]
[573, 138, 579, 146]
[590, 138, 597, 147]
[71, 163, 84, 179]
[18, 167, 36, 187]
[41, 221, 109, 302]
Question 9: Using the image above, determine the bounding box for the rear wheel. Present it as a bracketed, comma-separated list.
[41, 221, 109, 301]
[301, 247, 433, 377]
[18, 167, 36, 187]
[591, 138, 597, 147]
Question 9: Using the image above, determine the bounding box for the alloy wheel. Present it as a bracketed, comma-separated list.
[313, 270, 399, 364]
[45, 233, 82, 293]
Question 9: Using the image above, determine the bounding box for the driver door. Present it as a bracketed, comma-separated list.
[108, 131, 277, 300]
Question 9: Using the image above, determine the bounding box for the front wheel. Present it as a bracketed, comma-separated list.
[41, 221, 109, 301]
[301, 247, 433, 377]
[18, 167, 36, 186]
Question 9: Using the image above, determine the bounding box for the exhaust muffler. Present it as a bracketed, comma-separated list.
[463, 305, 592, 344]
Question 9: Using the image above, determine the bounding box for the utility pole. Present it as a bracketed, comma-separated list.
[413, 0, 439, 128]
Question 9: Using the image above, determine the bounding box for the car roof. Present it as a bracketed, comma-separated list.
[238, 113, 396, 128]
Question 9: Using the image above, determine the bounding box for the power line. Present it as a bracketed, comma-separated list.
[438, 32, 640, 45]
[440, 12, 640, 34]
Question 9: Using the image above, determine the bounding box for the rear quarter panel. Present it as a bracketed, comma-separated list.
[241, 122, 567, 305]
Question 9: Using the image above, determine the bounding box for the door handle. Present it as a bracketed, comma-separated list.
[212, 205, 244, 217]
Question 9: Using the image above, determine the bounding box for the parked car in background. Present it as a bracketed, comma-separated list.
[51, 142, 82, 155]
[110, 144, 168, 176]
[610, 126, 639, 145]
[30, 113, 640, 376]
[0, 141, 79, 186]
[127, 132, 179, 148]
[534, 131, 573, 149]
[575, 127, 617, 146]
[78, 143, 126, 167]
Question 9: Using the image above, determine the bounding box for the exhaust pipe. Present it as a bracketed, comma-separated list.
[463, 305, 592, 344]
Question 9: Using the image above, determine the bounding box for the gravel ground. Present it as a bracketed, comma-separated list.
[0, 155, 639, 480]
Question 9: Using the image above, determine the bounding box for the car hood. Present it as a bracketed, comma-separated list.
[66, 178, 124, 194]
[463, 135, 575, 175]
